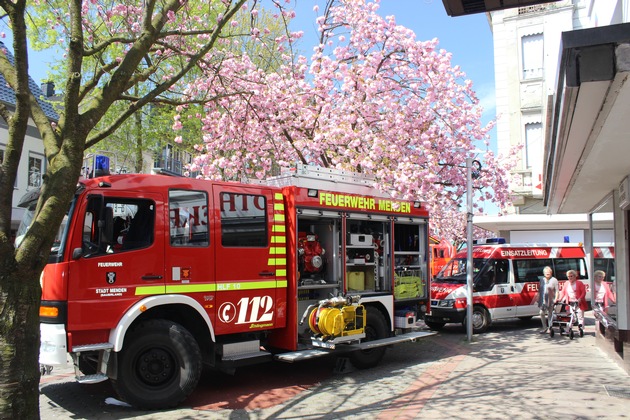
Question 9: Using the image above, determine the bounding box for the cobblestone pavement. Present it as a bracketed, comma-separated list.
[39, 313, 630, 419]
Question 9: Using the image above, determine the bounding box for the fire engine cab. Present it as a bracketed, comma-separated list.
[21, 164, 434, 409]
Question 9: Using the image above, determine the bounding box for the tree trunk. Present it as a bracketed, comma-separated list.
[0, 251, 43, 419]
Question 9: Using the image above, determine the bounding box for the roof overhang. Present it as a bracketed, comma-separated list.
[544, 23, 630, 214]
[474, 213, 614, 233]
[441, 0, 561, 17]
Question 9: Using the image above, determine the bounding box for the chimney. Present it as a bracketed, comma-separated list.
[41, 81, 55, 97]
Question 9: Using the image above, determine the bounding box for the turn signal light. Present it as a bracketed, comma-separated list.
[40, 306, 59, 317]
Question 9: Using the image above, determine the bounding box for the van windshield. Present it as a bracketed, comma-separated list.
[435, 258, 487, 284]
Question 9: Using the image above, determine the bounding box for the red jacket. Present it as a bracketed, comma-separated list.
[560, 280, 588, 311]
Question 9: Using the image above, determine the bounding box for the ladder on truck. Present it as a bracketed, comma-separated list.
[255, 163, 388, 197]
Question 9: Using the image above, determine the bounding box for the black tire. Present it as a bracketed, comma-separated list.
[549, 328, 554, 338]
[111, 319, 202, 409]
[349, 309, 388, 369]
[464, 306, 490, 334]
[425, 320, 446, 331]
[570, 329, 574, 340]
[579, 328, 584, 338]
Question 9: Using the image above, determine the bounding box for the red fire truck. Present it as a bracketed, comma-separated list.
[20, 164, 434, 409]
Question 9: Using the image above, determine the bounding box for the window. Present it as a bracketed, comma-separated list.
[521, 33, 543, 79]
[169, 190, 209, 247]
[220, 192, 267, 247]
[594, 258, 615, 283]
[28, 153, 44, 188]
[513, 258, 586, 283]
[525, 122, 542, 169]
[514, 258, 553, 283]
[81, 197, 155, 256]
[552, 258, 587, 280]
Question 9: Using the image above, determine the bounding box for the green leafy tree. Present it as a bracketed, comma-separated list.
[0, 0, 287, 417]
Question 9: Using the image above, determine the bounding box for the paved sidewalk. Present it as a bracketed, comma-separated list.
[39, 313, 630, 419]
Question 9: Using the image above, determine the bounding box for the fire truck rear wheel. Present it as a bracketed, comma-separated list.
[111, 319, 202, 409]
[349, 309, 388, 369]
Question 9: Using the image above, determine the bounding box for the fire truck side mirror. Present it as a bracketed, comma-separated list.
[72, 247, 83, 260]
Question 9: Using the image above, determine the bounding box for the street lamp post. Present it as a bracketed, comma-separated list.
[465, 157, 481, 343]
[466, 157, 473, 342]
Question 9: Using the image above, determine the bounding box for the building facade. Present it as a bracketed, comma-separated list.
[489, 0, 616, 213]
[485, 0, 630, 372]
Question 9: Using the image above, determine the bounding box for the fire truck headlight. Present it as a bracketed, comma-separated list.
[438, 299, 455, 308]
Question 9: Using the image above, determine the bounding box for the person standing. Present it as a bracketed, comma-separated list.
[559, 269, 587, 328]
[538, 266, 558, 333]
[593, 270, 615, 309]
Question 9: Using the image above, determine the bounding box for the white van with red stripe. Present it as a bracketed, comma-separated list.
[425, 241, 612, 333]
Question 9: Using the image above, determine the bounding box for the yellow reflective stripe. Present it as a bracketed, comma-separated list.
[216, 281, 278, 290]
[274, 214, 285, 222]
[269, 247, 286, 255]
[268, 258, 287, 266]
[274, 192, 283, 200]
[271, 235, 286, 243]
[136, 286, 166, 295]
[274, 203, 284, 211]
[166, 284, 216, 293]
[137, 281, 289, 295]
[276, 269, 286, 277]
[272, 225, 286, 232]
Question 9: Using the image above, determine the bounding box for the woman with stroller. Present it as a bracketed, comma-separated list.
[593, 270, 615, 310]
[559, 269, 587, 328]
[538, 266, 558, 333]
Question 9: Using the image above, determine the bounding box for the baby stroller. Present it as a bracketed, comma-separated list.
[549, 301, 584, 339]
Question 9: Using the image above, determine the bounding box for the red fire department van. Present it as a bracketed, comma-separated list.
[425, 240, 614, 333]
[20, 164, 434, 409]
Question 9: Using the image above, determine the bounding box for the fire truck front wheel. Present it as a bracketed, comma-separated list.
[349, 309, 388, 369]
[111, 319, 202, 409]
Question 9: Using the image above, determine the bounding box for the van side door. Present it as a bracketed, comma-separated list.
[478, 259, 514, 319]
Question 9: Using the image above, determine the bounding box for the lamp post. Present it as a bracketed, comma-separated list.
[466, 157, 481, 343]
[466, 157, 473, 342]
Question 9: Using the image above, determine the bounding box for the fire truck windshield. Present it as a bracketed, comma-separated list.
[16, 192, 74, 262]
[435, 258, 487, 284]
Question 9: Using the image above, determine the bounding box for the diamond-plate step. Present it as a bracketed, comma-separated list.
[605, 385, 630, 399]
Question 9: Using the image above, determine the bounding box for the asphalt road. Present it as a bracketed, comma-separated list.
[39, 315, 630, 419]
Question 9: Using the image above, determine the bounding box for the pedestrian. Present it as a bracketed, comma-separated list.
[538, 266, 558, 333]
[559, 269, 587, 328]
[593, 270, 615, 309]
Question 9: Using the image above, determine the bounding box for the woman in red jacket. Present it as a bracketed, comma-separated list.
[593, 270, 615, 310]
[559, 269, 587, 327]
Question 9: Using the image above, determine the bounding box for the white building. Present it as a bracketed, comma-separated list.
[478, 0, 630, 373]
[0, 42, 59, 238]
[489, 0, 623, 213]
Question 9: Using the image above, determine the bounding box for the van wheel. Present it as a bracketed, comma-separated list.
[349, 309, 388, 369]
[111, 319, 202, 409]
[463, 306, 490, 334]
[425, 321, 446, 331]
